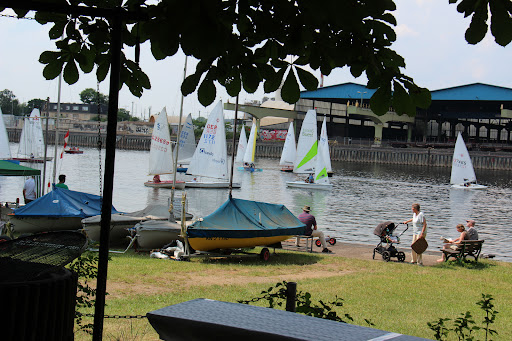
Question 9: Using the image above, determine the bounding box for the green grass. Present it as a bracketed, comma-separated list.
[75, 249, 512, 340]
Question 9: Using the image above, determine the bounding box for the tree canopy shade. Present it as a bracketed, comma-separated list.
[1, 0, 510, 116]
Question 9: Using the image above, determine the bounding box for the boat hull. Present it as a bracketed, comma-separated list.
[135, 221, 183, 250]
[11, 157, 46, 163]
[144, 181, 186, 189]
[188, 235, 293, 252]
[64, 150, 83, 154]
[237, 166, 262, 172]
[185, 182, 241, 188]
[451, 184, 488, 190]
[9, 215, 83, 234]
[280, 166, 293, 172]
[286, 181, 333, 190]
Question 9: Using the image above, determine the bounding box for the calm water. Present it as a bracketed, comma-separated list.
[2, 144, 512, 261]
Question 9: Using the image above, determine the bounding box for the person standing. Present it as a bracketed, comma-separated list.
[403, 203, 427, 265]
[466, 220, 479, 240]
[23, 176, 37, 204]
[296, 205, 332, 253]
[55, 174, 69, 189]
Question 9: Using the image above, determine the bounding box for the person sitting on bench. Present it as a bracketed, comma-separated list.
[296, 205, 332, 253]
[437, 224, 469, 262]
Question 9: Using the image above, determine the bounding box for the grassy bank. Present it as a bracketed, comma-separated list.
[76, 249, 512, 340]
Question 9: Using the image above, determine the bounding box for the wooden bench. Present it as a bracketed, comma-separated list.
[442, 240, 484, 262]
[296, 235, 314, 253]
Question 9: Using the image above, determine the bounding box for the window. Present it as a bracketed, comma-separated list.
[53, 105, 57, 110]
[82, 106, 89, 111]
[66, 105, 70, 110]
[73, 105, 79, 110]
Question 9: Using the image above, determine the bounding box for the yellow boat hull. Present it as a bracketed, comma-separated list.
[188, 235, 293, 251]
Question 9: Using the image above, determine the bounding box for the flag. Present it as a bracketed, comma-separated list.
[60, 130, 70, 159]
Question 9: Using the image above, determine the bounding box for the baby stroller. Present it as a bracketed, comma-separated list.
[373, 221, 408, 262]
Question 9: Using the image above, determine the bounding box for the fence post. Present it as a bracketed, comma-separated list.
[285, 282, 297, 312]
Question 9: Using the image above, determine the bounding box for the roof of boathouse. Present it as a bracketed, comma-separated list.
[300, 82, 512, 103]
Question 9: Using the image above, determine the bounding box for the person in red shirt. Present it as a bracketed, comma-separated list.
[296, 205, 332, 253]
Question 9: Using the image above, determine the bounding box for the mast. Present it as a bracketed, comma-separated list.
[42, 98, 50, 195]
[229, 95, 239, 197]
[170, 55, 188, 218]
[52, 74, 62, 187]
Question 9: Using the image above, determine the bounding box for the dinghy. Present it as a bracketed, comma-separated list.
[279, 122, 296, 172]
[13, 108, 51, 163]
[186, 197, 305, 251]
[186, 101, 240, 188]
[175, 113, 196, 173]
[450, 133, 487, 190]
[144, 108, 185, 189]
[9, 187, 119, 234]
[239, 119, 262, 172]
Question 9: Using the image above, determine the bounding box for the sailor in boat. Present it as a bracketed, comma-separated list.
[305, 173, 314, 183]
[153, 174, 161, 183]
[296, 205, 332, 253]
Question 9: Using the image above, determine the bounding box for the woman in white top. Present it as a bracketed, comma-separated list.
[403, 203, 427, 265]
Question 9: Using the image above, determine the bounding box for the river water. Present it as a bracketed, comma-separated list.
[2, 144, 511, 261]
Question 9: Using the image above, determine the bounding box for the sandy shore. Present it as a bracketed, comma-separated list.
[281, 238, 443, 266]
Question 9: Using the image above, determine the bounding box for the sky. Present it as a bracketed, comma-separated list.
[0, 1, 510, 120]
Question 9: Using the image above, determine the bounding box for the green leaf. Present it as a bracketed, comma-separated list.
[63, 60, 79, 84]
[392, 81, 416, 117]
[264, 67, 285, 93]
[96, 59, 110, 83]
[76, 48, 95, 74]
[42, 60, 64, 80]
[281, 68, 300, 104]
[240, 65, 261, 94]
[296, 67, 318, 91]
[370, 84, 392, 116]
[409, 87, 431, 109]
[49, 21, 66, 40]
[197, 78, 216, 106]
[182, 73, 202, 96]
[39, 51, 58, 64]
[224, 71, 241, 97]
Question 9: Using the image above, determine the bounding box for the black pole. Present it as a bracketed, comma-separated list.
[228, 96, 239, 198]
[92, 11, 122, 341]
[285, 282, 297, 312]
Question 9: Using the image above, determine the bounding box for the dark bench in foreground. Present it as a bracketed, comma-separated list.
[442, 240, 484, 262]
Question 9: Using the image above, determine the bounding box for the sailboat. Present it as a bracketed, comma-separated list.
[319, 117, 334, 177]
[279, 122, 296, 172]
[185, 101, 240, 188]
[235, 123, 248, 165]
[239, 119, 262, 172]
[186, 197, 306, 251]
[14, 108, 49, 163]
[144, 108, 185, 189]
[0, 108, 12, 160]
[176, 113, 196, 173]
[450, 133, 487, 190]
[286, 110, 333, 190]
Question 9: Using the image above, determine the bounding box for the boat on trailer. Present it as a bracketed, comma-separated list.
[185, 197, 305, 252]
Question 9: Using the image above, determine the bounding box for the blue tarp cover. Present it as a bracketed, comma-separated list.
[187, 197, 306, 239]
[13, 187, 119, 218]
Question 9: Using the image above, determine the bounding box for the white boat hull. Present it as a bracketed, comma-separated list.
[185, 182, 241, 188]
[451, 184, 488, 190]
[286, 181, 333, 190]
[144, 181, 186, 189]
[135, 220, 183, 250]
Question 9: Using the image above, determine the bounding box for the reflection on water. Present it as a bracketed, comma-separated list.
[1, 144, 511, 261]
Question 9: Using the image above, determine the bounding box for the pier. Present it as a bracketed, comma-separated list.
[7, 129, 512, 170]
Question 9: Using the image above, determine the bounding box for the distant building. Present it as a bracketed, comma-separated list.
[47, 102, 108, 121]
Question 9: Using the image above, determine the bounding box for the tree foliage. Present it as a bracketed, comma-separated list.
[79, 88, 108, 105]
[2, 1, 510, 116]
[117, 107, 139, 121]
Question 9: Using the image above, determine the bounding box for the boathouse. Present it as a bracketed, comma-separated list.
[298, 82, 512, 144]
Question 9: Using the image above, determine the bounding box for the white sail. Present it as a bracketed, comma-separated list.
[18, 108, 45, 158]
[148, 107, 175, 175]
[319, 117, 332, 172]
[293, 109, 317, 174]
[450, 133, 476, 185]
[243, 119, 257, 163]
[314, 139, 330, 185]
[0, 108, 12, 159]
[186, 101, 228, 180]
[177, 113, 196, 165]
[279, 122, 296, 167]
[235, 124, 247, 163]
